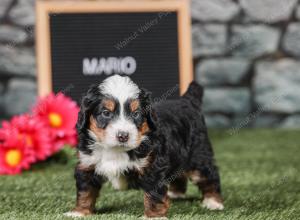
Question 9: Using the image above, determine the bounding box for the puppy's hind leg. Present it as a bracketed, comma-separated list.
[167, 175, 187, 199]
[189, 165, 224, 210]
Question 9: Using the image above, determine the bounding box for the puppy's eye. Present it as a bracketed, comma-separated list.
[132, 111, 141, 119]
[101, 110, 112, 118]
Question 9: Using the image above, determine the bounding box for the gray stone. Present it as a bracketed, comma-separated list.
[281, 115, 300, 128]
[254, 59, 300, 113]
[230, 114, 281, 132]
[230, 25, 280, 58]
[283, 23, 300, 57]
[231, 115, 252, 129]
[196, 58, 251, 86]
[0, 46, 35, 76]
[204, 114, 231, 128]
[252, 115, 282, 128]
[24, 26, 35, 42]
[203, 88, 251, 114]
[296, 6, 300, 20]
[9, 0, 35, 26]
[3, 79, 36, 116]
[228, 115, 257, 134]
[0, 101, 4, 118]
[0, 83, 4, 115]
[0, 83, 5, 118]
[0, 82, 4, 93]
[0, 0, 11, 19]
[0, 25, 27, 44]
[240, 0, 297, 23]
[191, 0, 240, 22]
[192, 24, 227, 57]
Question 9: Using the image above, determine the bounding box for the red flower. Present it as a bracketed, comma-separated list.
[0, 93, 79, 175]
[1, 115, 52, 161]
[32, 93, 79, 152]
[0, 136, 35, 175]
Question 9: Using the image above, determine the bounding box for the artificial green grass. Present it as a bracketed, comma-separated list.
[0, 129, 299, 220]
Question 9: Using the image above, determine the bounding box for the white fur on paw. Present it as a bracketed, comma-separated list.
[64, 211, 85, 217]
[202, 197, 224, 210]
[167, 191, 186, 199]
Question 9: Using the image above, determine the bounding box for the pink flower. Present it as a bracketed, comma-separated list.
[32, 93, 79, 152]
[1, 115, 52, 161]
[0, 137, 35, 175]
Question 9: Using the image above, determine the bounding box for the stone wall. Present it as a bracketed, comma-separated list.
[0, 0, 36, 121]
[193, 0, 300, 129]
[1, 0, 300, 128]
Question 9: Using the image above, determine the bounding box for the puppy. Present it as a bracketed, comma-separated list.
[66, 75, 223, 218]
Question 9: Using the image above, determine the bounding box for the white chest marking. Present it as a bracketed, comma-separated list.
[79, 147, 148, 189]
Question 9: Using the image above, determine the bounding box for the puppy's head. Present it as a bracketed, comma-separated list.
[77, 75, 155, 151]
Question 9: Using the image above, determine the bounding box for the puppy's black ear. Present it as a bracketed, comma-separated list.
[139, 88, 158, 131]
[76, 84, 101, 133]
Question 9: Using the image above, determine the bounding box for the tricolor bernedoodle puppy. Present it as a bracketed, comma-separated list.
[66, 75, 224, 218]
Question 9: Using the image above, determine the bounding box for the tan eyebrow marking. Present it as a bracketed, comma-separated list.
[103, 99, 116, 112]
[130, 100, 140, 112]
[139, 121, 150, 135]
[89, 116, 105, 141]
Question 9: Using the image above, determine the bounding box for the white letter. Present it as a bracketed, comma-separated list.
[95, 58, 107, 75]
[121, 56, 136, 75]
[82, 58, 98, 75]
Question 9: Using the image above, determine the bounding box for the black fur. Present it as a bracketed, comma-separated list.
[133, 82, 221, 201]
[73, 79, 223, 217]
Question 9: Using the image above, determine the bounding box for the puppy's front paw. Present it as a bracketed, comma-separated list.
[64, 211, 85, 218]
[202, 197, 224, 210]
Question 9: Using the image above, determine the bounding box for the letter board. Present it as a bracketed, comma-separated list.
[36, 0, 193, 102]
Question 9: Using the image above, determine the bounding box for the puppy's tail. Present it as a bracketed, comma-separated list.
[182, 81, 204, 108]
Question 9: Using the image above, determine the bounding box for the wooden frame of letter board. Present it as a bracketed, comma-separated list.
[36, 0, 193, 97]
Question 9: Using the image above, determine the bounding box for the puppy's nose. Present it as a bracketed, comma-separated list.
[117, 131, 129, 143]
